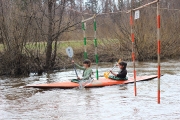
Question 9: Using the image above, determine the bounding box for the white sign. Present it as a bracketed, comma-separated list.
[134, 10, 140, 19]
[66, 47, 73, 58]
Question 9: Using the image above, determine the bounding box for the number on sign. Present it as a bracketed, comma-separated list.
[134, 10, 140, 20]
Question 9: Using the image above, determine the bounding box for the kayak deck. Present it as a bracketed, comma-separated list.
[26, 75, 157, 89]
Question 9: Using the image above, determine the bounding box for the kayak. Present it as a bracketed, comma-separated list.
[26, 75, 157, 89]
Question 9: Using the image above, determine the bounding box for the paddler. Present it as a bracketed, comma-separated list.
[71, 59, 93, 83]
[109, 61, 128, 80]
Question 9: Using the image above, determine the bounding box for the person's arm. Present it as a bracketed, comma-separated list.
[72, 60, 85, 70]
[74, 63, 85, 70]
[82, 69, 92, 80]
[110, 70, 127, 78]
[110, 70, 117, 76]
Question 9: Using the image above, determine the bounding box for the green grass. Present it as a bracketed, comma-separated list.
[0, 44, 4, 51]
[0, 39, 120, 53]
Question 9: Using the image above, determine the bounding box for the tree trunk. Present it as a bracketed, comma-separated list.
[45, 0, 53, 69]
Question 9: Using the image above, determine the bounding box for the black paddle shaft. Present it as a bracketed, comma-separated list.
[108, 62, 118, 74]
[73, 63, 78, 78]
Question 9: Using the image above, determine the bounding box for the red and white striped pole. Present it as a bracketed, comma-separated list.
[130, 10, 137, 96]
[157, 0, 161, 104]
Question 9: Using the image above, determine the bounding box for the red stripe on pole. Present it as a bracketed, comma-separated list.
[157, 15, 160, 28]
[134, 70, 136, 80]
[158, 65, 160, 79]
[157, 40, 161, 54]
[158, 90, 160, 104]
[132, 52, 135, 61]
[130, 16, 133, 26]
[131, 33, 134, 42]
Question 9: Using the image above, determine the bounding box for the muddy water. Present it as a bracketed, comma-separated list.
[1, 60, 180, 120]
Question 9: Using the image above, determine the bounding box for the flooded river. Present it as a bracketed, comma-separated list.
[1, 60, 180, 120]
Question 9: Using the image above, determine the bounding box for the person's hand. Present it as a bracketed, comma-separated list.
[115, 62, 119, 66]
[77, 77, 81, 80]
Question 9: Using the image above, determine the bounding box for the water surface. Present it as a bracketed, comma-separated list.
[0, 60, 180, 120]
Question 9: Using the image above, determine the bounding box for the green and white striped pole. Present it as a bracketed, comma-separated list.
[93, 18, 99, 80]
[82, 17, 87, 59]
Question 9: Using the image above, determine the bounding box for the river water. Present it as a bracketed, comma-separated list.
[0, 60, 180, 120]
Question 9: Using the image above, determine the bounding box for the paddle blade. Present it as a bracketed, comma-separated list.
[66, 47, 73, 58]
[118, 59, 122, 63]
[104, 72, 109, 79]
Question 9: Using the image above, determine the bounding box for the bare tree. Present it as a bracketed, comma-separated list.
[32, 0, 81, 69]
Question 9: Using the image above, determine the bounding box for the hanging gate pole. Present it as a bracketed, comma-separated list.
[157, 0, 161, 104]
[128, 0, 159, 99]
[130, 10, 137, 96]
[82, 16, 87, 59]
[81, 15, 99, 80]
[82, 15, 96, 59]
[93, 18, 99, 80]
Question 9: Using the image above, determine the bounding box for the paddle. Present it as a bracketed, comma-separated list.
[104, 59, 121, 79]
[66, 47, 78, 78]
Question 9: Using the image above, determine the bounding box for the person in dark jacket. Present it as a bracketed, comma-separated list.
[109, 61, 127, 80]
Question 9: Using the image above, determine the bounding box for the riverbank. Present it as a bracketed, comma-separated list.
[0, 39, 179, 77]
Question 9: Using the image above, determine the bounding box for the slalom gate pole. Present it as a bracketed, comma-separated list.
[130, 10, 137, 96]
[82, 16, 87, 59]
[157, 0, 161, 104]
[93, 18, 99, 80]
